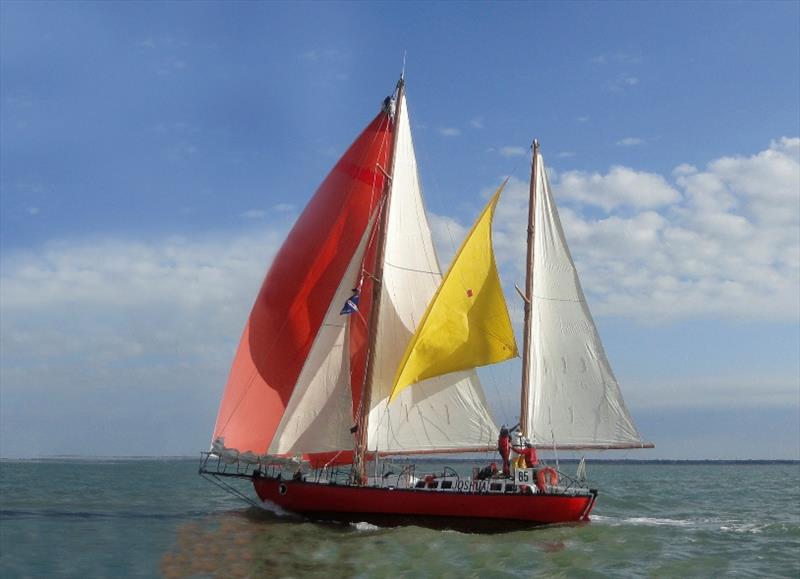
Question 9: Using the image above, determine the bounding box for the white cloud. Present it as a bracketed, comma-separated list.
[0, 235, 269, 445]
[428, 213, 469, 268]
[14, 179, 45, 194]
[499, 146, 527, 157]
[155, 56, 187, 76]
[624, 375, 800, 410]
[608, 73, 639, 91]
[558, 166, 681, 210]
[438, 127, 461, 137]
[1, 231, 283, 313]
[2, 140, 797, 457]
[617, 137, 645, 146]
[470, 138, 800, 322]
[240, 209, 267, 219]
[557, 152, 575, 159]
[469, 117, 484, 129]
[0, 228, 289, 456]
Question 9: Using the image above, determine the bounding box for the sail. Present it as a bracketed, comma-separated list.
[211, 111, 393, 460]
[265, 218, 374, 458]
[365, 92, 500, 454]
[390, 181, 518, 401]
[523, 151, 645, 449]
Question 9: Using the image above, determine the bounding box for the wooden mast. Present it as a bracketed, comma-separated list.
[351, 77, 405, 484]
[519, 140, 540, 439]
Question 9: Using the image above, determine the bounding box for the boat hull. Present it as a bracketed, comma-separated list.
[253, 477, 596, 527]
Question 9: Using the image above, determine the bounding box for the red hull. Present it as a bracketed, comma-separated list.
[253, 478, 596, 526]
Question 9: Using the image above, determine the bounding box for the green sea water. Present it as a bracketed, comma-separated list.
[0, 459, 798, 578]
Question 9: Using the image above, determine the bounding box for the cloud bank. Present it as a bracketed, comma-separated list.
[486, 138, 800, 322]
[0, 230, 285, 456]
[1, 139, 797, 456]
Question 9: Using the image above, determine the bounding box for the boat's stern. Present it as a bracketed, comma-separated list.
[580, 489, 598, 521]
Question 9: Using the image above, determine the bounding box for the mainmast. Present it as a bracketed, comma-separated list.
[519, 140, 540, 439]
[351, 77, 405, 484]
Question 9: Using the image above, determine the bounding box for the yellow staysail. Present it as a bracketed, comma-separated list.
[389, 181, 518, 402]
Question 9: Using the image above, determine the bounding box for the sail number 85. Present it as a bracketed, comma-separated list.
[514, 468, 535, 484]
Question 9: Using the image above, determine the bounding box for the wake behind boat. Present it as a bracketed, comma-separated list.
[199, 77, 651, 527]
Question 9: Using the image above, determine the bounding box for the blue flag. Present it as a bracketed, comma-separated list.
[340, 289, 360, 315]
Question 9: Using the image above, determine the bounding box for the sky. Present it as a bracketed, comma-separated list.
[1, 1, 798, 460]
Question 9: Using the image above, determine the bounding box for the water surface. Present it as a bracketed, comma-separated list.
[1, 459, 797, 577]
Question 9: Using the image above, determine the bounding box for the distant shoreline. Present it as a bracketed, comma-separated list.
[1, 455, 797, 465]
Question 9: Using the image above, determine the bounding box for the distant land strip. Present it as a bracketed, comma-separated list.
[0, 455, 797, 465]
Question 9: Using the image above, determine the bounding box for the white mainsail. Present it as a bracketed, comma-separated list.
[524, 151, 645, 449]
[366, 92, 499, 454]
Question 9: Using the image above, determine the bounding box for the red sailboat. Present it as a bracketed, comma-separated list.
[200, 77, 652, 527]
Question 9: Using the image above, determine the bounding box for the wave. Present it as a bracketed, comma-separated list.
[350, 521, 381, 532]
[718, 521, 793, 534]
[594, 514, 796, 536]
[254, 499, 293, 518]
[593, 514, 694, 527]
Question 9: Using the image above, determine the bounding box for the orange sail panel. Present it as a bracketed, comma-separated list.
[212, 112, 394, 456]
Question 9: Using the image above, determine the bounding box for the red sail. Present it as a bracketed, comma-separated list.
[212, 112, 393, 455]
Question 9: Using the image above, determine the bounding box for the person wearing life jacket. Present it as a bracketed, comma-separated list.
[512, 440, 539, 468]
[497, 426, 512, 477]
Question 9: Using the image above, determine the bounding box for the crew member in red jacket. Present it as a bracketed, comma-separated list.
[512, 440, 539, 468]
[497, 426, 512, 477]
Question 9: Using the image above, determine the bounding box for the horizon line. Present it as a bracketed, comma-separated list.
[1, 454, 797, 464]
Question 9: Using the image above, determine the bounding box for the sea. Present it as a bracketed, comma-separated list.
[0, 459, 798, 578]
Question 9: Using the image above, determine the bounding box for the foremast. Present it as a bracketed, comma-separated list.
[351, 77, 405, 484]
[519, 140, 539, 440]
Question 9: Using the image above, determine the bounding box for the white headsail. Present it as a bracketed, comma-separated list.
[366, 92, 499, 454]
[524, 151, 646, 449]
[266, 221, 374, 457]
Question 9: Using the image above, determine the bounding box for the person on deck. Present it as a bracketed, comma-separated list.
[497, 426, 512, 477]
[512, 440, 539, 468]
[476, 463, 497, 480]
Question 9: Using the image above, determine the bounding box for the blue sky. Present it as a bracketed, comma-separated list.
[2, 1, 798, 459]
